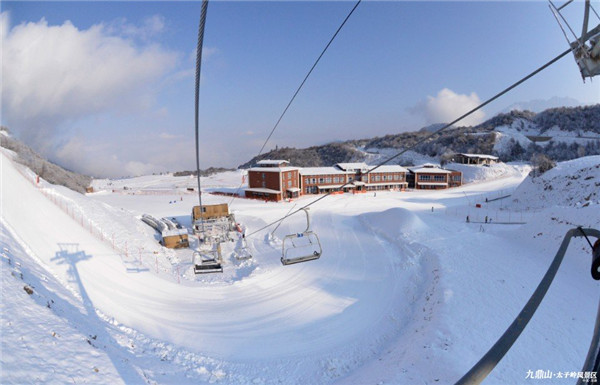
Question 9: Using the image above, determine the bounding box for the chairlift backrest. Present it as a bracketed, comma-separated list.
[280, 208, 322, 265]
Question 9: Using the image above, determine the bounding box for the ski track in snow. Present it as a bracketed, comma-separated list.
[2, 150, 599, 384]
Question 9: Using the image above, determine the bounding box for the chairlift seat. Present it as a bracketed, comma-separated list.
[281, 231, 322, 266]
[193, 250, 223, 274]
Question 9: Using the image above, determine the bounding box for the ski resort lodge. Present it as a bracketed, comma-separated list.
[407, 164, 462, 189]
[300, 163, 409, 195]
[245, 160, 301, 202]
[245, 160, 460, 201]
[453, 153, 499, 165]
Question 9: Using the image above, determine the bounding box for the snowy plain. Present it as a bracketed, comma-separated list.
[1, 150, 599, 385]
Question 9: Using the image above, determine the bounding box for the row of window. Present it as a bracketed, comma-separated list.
[370, 174, 403, 182]
[261, 171, 296, 180]
[418, 175, 447, 182]
[303, 174, 405, 185]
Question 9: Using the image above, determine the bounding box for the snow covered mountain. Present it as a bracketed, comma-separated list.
[242, 104, 600, 168]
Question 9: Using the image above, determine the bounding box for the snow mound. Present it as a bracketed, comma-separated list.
[511, 155, 600, 210]
[359, 207, 428, 240]
[445, 162, 529, 184]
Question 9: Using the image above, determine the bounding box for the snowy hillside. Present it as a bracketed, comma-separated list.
[2, 149, 599, 385]
[244, 105, 600, 168]
[511, 155, 600, 210]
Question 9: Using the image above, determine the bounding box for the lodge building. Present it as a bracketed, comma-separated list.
[245, 160, 460, 201]
[453, 153, 499, 165]
[245, 160, 301, 202]
[407, 163, 462, 190]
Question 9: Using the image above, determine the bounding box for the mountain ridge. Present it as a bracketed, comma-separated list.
[239, 104, 600, 169]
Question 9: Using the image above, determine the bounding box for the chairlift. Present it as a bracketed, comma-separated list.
[193, 243, 223, 274]
[233, 236, 253, 261]
[281, 208, 322, 266]
[549, 0, 600, 80]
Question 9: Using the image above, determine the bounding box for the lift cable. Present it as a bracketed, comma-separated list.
[454, 228, 600, 385]
[227, 0, 362, 206]
[245, 47, 571, 239]
[194, 0, 210, 236]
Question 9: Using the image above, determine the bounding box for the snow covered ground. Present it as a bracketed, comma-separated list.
[2, 150, 599, 384]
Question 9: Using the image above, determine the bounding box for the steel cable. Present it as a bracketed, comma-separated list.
[228, 0, 362, 206]
[246, 48, 571, 239]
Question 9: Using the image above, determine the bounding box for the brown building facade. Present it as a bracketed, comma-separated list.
[245, 160, 300, 201]
[408, 164, 461, 190]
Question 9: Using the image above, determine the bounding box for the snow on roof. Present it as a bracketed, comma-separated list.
[417, 182, 448, 186]
[366, 182, 408, 186]
[336, 162, 368, 171]
[367, 165, 408, 173]
[286, 187, 301, 192]
[245, 187, 281, 194]
[409, 165, 451, 174]
[317, 184, 348, 189]
[256, 159, 289, 166]
[300, 167, 350, 176]
[459, 153, 499, 160]
[248, 167, 299, 173]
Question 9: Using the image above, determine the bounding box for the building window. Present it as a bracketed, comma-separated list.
[348, 176, 354, 182]
[393, 174, 399, 180]
[434, 175, 445, 182]
[288, 172, 292, 179]
[319, 178, 324, 183]
[305, 178, 309, 184]
[333, 177, 339, 183]
[325, 177, 332, 183]
[262, 181, 266, 187]
[453, 175, 461, 181]
[287, 180, 292, 188]
[419, 175, 431, 181]
[262, 173, 265, 179]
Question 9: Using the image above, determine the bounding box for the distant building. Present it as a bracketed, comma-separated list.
[300, 163, 408, 195]
[245, 160, 300, 202]
[407, 163, 462, 190]
[300, 166, 352, 195]
[363, 165, 409, 191]
[453, 153, 499, 165]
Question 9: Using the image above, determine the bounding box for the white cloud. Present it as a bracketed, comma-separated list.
[412, 88, 486, 127]
[106, 15, 166, 42]
[53, 136, 167, 177]
[0, 12, 177, 148]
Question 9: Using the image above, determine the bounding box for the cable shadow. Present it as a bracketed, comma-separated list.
[51, 242, 146, 383]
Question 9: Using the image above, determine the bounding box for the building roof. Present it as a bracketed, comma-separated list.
[245, 187, 281, 194]
[286, 187, 301, 192]
[367, 165, 409, 173]
[417, 182, 449, 186]
[317, 184, 348, 189]
[256, 159, 289, 166]
[300, 167, 350, 176]
[336, 162, 368, 172]
[248, 166, 299, 173]
[458, 153, 499, 160]
[366, 182, 408, 186]
[409, 164, 452, 174]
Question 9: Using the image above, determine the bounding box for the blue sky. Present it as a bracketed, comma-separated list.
[1, 1, 598, 177]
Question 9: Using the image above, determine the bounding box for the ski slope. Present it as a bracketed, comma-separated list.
[2, 150, 599, 384]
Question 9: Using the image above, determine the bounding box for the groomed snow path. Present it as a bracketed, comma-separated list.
[1, 152, 435, 383]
